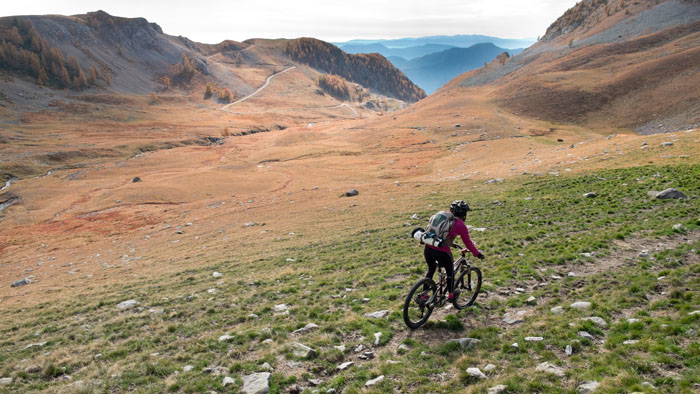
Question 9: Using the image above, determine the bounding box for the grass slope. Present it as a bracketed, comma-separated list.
[1, 164, 699, 393]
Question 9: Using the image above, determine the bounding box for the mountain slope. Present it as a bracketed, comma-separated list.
[408, 0, 700, 133]
[340, 43, 457, 60]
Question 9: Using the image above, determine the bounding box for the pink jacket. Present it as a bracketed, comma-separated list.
[426, 219, 480, 256]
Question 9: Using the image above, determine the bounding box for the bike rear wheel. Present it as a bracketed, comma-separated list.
[453, 266, 482, 310]
[403, 278, 437, 329]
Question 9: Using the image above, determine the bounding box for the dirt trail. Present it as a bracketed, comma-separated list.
[221, 66, 296, 111]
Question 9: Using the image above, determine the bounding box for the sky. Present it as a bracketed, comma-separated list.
[1, 0, 581, 44]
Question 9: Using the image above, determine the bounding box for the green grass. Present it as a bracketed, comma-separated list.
[0, 164, 699, 393]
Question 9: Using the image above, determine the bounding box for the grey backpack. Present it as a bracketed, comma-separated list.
[425, 211, 455, 246]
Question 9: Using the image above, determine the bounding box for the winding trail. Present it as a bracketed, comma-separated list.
[221, 66, 296, 111]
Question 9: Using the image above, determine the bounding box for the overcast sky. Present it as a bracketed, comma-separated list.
[1, 0, 580, 44]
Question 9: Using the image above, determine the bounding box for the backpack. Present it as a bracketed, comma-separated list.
[425, 211, 455, 246]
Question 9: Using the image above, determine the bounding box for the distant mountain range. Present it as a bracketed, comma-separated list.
[335, 34, 534, 94]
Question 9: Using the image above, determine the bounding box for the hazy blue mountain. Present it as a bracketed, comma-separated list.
[334, 34, 535, 50]
[341, 43, 457, 60]
[393, 43, 524, 94]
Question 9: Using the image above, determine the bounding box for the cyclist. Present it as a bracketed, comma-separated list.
[423, 200, 484, 302]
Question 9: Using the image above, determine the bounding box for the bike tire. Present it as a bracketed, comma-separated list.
[453, 266, 482, 310]
[403, 277, 437, 329]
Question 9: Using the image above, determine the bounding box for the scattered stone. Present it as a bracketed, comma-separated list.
[689, 310, 700, 316]
[627, 318, 641, 323]
[641, 382, 656, 390]
[623, 340, 639, 345]
[571, 301, 592, 310]
[132, 176, 142, 182]
[11, 277, 33, 287]
[483, 364, 496, 372]
[213, 272, 223, 278]
[397, 344, 409, 352]
[183, 365, 194, 372]
[355, 344, 365, 352]
[488, 385, 507, 394]
[526, 296, 537, 304]
[583, 316, 607, 327]
[525, 337, 543, 342]
[261, 339, 274, 345]
[291, 342, 316, 358]
[568, 272, 577, 277]
[578, 381, 600, 393]
[551, 274, 562, 280]
[23, 341, 48, 350]
[485, 178, 504, 184]
[365, 375, 384, 387]
[222, 376, 235, 387]
[655, 188, 687, 199]
[202, 366, 228, 375]
[259, 362, 273, 372]
[208, 288, 218, 295]
[218, 334, 234, 342]
[333, 344, 346, 352]
[583, 192, 597, 198]
[373, 332, 382, 345]
[293, 323, 319, 335]
[565, 345, 573, 356]
[511, 342, 519, 348]
[241, 372, 270, 394]
[248, 313, 259, 319]
[386, 360, 400, 365]
[550, 306, 564, 315]
[336, 361, 354, 371]
[362, 298, 370, 303]
[660, 142, 673, 147]
[466, 367, 486, 379]
[308, 378, 323, 386]
[359, 351, 374, 360]
[411, 214, 419, 220]
[536, 361, 565, 376]
[447, 338, 482, 349]
[578, 331, 595, 340]
[0, 377, 12, 385]
[287, 384, 302, 394]
[345, 189, 359, 197]
[365, 310, 390, 319]
[244, 222, 256, 227]
[285, 258, 296, 262]
[116, 300, 140, 310]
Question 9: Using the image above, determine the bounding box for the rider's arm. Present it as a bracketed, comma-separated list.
[454, 221, 480, 257]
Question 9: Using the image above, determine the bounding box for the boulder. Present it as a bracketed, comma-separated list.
[655, 188, 687, 199]
[536, 361, 565, 376]
[116, 300, 140, 310]
[242, 372, 270, 394]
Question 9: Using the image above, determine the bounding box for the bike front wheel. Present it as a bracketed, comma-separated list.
[403, 277, 437, 329]
[453, 266, 482, 310]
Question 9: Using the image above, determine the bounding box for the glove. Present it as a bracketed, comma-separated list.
[476, 252, 485, 260]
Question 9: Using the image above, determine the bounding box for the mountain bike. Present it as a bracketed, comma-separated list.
[403, 244, 482, 329]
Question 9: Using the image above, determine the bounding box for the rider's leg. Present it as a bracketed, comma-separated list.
[435, 252, 455, 299]
[422, 246, 437, 291]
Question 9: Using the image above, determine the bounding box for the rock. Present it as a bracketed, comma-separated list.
[386, 359, 400, 364]
[258, 362, 273, 372]
[583, 192, 597, 198]
[550, 306, 564, 315]
[242, 372, 270, 394]
[208, 288, 218, 295]
[485, 178, 504, 184]
[578, 331, 595, 340]
[488, 385, 507, 394]
[244, 222, 256, 227]
[641, 382, 656, 389]
[345, 189, 359, 197]
[525, 336, 543, 342]
[660, 141, 673, 147]
[526, 296, 537, 304]
[293, 323, 319, 335]
[578, 381, 600, 393]
[565, 345, 573, 356]
[218, 334, 234, 342]
[397, 344, 409, 352]
[483, 363, 496, 372]
[24, 341, 47, 350]
[503, 310, 528, 324]
[511, 342, 519, 348]
[359, 351, 374, 360]
[11, 277, 33, 287]
[132, 176, 142, 183]
[248, 313, 259, 319]
[308, 378, 323, 386]
[0, 377, 12, 385]
[656, 188, 687, 199]
[183, 365, 194, 372]
[373, 332, 382, 345]
[365, 310, 390, 319]
[647, 191, 659, 198]
[291, 342, 316, 358]
[213, 272, 223, 278]
[261, 339, 274, 344]
[623, 340, 639, 345]
[466, 367, 486, 379]
[287, 384, 302, 394]
[689, 310, 700, 316]
[672, 223, 686, 232]
[336, 361, 354, 371]
[365, 375, 384, 387]
[333, 344, 346, 352]
[583, 316, 607, 327]
[203, 366, 229, 375]
[627, 318, 641, 323]
[354, 344, 365, 352]
[411, 214, 419, 220]
[536, 361, 565, 377]
[447, 338, 482, 349]
[116, 300, 140, 310]
[570, 301, 592, 310]
[222, 376, 235, 387]
[273, 304, 289, 312]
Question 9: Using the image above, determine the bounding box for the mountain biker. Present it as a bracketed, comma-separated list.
[423, 200, 484, 302]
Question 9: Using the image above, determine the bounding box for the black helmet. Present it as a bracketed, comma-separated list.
[450, 200, 470, 219]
